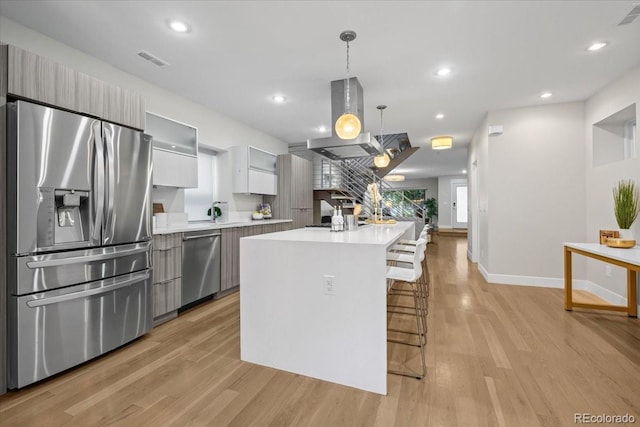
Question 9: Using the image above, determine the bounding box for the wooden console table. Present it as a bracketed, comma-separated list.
[564, 243, 639, 317]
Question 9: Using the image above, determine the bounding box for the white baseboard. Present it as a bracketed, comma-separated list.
[479, 271, 639, 312]
[478, 263, 489, 282]
[467, 249, 473, 262]
[582, 280, 628, 306]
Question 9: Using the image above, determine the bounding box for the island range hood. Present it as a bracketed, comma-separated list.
[307, 77, 383, 160]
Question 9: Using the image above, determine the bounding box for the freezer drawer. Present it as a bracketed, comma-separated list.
[10, 241, 152, 295]
[8, 270, 151, 389]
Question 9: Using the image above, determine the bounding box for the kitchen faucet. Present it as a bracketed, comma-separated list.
[210, 201, 227, 223]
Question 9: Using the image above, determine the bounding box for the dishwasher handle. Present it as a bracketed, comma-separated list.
[182, 233, 221, 241]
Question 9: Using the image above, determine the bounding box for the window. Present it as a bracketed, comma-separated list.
[185, 150, 216, 221]
[381, 189, 426, 217]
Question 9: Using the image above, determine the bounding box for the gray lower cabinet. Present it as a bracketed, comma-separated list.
[220, 222, 292, 292]
[152, 233, 182, 320]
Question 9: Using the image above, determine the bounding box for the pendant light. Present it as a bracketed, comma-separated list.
[335, 30, 362, 140]
[373, 105, 390, 167]
[431, 135, 453, 150]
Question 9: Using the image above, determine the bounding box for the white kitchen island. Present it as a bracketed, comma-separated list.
[239, 222, 414, 395]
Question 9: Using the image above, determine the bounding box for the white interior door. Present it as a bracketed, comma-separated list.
[452, 182, 468, 229]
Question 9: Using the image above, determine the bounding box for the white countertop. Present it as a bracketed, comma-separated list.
[244, 222, 414, 247]
[564, 242, 640, 266]
[153, 219, 292, 235]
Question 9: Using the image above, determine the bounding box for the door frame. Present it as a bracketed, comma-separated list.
[450, 178, 468, 229]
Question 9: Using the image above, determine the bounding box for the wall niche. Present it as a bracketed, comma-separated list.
[592, 103, 636, 167]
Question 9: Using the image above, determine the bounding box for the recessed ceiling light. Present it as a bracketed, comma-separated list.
[168, 20, 191, 33]
[436, 67, 452, 77]
[462, 169, 467, 174]
[272, 95, 286, 103]
[317, 125, 328, 132]
[540, 92, 553, 99]
[435, 113, 445, 119]
[587, 42, 608, 51]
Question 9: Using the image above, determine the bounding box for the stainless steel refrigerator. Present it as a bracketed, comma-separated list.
[7, 100, 153, 388]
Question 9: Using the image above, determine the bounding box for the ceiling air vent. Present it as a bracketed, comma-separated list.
[137, 50, 170, 67]
[618, 4, 640, 25]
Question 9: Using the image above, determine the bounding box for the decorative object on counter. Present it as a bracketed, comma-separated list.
[368, 182, 381, 222]
[259, 203, 272, 219]
[612, 179, 639, 246]
[331, 206, 344, 232]
[334, 30, 361, 140]
[599, 229, 619, 245]
[252, 211, 264, 220]
[605, 238, 636, 249]
[344, 214, 358, 231]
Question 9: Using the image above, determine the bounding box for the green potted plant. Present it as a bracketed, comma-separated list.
[612, 179, 639, 242]
[425, 197, 438, 226]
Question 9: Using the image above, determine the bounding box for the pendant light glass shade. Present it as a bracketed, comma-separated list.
[374, 152, 390, 168]
[431, 136, 453, 150]
[335, 113, 362, 140]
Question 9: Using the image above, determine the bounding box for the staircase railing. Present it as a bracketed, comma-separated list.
[313, 156, 426, 236]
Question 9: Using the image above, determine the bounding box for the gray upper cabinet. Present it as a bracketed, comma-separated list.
[5, 44, 145, 130]
[266, 154, 313, 229]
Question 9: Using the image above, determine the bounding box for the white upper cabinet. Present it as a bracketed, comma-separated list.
[231, 146, 277, 195]
[147, 112, 198, 188]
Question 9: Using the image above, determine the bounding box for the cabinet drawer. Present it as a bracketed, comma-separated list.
[153, 278, 181, 318]
[153, 246, 181, 283]
[153, 233, 182, 250]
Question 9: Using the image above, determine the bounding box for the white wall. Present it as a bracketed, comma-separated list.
[437, 175, 467, 228]
[584, 66, 640, 301]
[469, 115, 490, 268]
[0, 17, 289, 215]
[486, 102, 586, 280]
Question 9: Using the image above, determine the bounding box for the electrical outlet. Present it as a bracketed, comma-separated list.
[323, 275, 336, 296]
[605, 265, 612, 277]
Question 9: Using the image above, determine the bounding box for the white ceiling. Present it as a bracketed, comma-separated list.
[1, 1, 639, 179]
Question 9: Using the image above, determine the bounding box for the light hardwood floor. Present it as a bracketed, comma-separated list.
[1, 235, 638, 426]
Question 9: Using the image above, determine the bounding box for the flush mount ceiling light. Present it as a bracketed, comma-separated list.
[431, 135, 453, 150]
[436, 67, 452, 77]
[384, 174, 405, 182]
[587, 42, 608, 51]
[272, 95, 287, 103]
[335, 30, 362, 140]
[168, 19, 191, 33]
[540, 91, 553, 99]
[373, 105, 390, 168]
[317, 125, 328, 132]
[435, 113, 445, 119]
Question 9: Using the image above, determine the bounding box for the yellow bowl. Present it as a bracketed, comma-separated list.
[606, 238, 636, 248]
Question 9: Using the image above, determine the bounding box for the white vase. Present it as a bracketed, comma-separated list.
[618, 229, 635, 241]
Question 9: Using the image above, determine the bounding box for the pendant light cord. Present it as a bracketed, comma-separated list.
[345, 40, 351, 113]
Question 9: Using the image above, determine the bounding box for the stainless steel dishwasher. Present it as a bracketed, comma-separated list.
[181, 229, 221, 307]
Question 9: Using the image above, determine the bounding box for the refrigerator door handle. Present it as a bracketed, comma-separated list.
[103, 124, 116, 243]
[93, 122, 105, 244]
[25, 271, 150, 307]
[26, 243, 151, 268]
